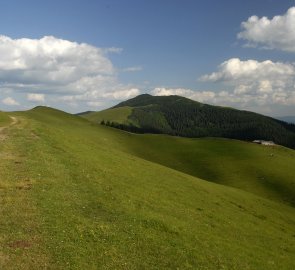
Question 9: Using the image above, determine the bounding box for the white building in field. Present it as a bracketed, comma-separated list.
[253, 140, 275, 146]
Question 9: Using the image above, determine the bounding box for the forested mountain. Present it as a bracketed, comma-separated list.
[85, 94, 295, 149]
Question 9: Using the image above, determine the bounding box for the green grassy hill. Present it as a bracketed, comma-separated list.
[117, 134, 295, 207]
[0, 106, 295, 269]
[0, 111, 11, 126]
[81, 108, 295, 206]
[83, 94, 295, 149]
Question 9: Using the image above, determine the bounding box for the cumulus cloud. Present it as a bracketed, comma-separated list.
[0, 35, 113, 85]
[2, 97, 19, 106]
[200, 58, 295, 107]
[238, 7, 295, 52]
[152, 57, 295, 112]
[152, 87, 192, 97]
[0, 35, 140, 108]
[200, 58, 295, 82]
[27, 93, 45, 102]
[152, 88, 216, 103]
[87, 101, 102, 107]
[102, 88, 140, 100]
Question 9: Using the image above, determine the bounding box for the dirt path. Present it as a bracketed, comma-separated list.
[0, 116, 18, 140]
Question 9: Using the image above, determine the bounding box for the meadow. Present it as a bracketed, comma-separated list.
[0, 106, 294, 269]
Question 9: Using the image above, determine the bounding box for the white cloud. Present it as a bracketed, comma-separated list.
[27, 93, 45, 102]
[102, 88, 140, 100]
[238, 7, 295, 52]
[104, 47, 123, 54]
[58, 87, 140, 105]
[122, 66, 143, 72]
[0, 35, 113, 85]
[200, 58, 295, 82]
[151, 57, 295, 113]
[0, 35, 141, 108]
[152, 87, 192, 97]
[2, 97, 19, 106]
[152, 88, 216, 103]
[200, 58, 295, 107]
[87, 101, 102, 107]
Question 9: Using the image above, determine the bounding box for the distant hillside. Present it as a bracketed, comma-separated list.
[82, 94, 295, 149]
[81, 106, 134, 125]
[76, 110, 94, 116]
[277, 116, 295, 124]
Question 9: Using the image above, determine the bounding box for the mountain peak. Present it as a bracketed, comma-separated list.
[87, 94, 295, 149]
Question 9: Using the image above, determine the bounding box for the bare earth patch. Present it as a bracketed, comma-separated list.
[8, 240, 32, 249]
[0, 116, 18, 141]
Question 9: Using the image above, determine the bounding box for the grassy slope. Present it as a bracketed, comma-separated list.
[120, 134, 295, 207]
[81, 108, 295, 206]
[0, 111, 11, 126]
[81, 107, 295, 206]
[0, 107, 295, 269]
[81, 106, 134, 125]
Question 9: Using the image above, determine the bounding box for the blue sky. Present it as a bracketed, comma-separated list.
[0, 0, 295, 116]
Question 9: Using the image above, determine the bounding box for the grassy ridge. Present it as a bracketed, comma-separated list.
[82, 106, 134, 125]
[0, 107, 295, 269]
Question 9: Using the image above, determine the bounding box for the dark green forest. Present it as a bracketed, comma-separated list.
[103, 94, 295, 149]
